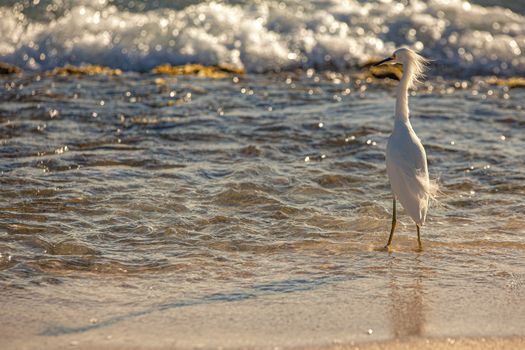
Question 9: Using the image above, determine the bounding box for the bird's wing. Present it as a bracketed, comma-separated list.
[386, 135, 430, 225]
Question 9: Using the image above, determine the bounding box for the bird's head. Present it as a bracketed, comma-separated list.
[373, 48, 419, 67]
[373, 47, 428, 88]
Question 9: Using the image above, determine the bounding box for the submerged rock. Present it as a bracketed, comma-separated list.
[152, 63, 244, 78]
[486, 77, 525, 89]
[0, 62, 22, 75]
[48, 64, 122, 76]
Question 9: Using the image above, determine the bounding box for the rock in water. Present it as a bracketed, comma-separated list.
[0, 62, 22, 75]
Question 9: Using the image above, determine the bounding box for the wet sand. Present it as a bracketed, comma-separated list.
[3, 263, 525, 350]
[5, 337, 525, 350]
[4, 321, 525, 350]
[46, 338, 522, 350]
[326, 337, 525, 350]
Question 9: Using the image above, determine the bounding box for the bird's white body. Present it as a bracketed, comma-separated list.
[386, 117, 429, 225]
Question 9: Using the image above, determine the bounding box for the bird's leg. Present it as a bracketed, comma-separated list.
[416, 224, 422, 250]
[385, 198, 396, 248]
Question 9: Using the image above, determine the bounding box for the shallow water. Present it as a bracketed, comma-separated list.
[1, 70, 525, 347]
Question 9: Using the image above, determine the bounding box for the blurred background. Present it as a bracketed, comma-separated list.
[0, 0, 524, 77]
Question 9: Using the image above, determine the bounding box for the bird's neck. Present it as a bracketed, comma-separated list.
[395, 63, 414, 122]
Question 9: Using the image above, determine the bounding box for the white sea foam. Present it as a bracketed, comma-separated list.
[0, 0, 524, 75]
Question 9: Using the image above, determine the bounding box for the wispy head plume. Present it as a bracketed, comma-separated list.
[405, 49, 429, 89]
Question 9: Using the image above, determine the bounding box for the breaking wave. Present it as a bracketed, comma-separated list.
[0, 0, 524, 76]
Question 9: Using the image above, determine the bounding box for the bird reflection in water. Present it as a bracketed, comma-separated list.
[387, 256, 426, 337]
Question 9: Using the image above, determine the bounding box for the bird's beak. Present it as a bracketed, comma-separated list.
[373, 56, 394, 67]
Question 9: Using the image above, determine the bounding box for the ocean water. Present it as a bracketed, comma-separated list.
[1, 0, 525, 348]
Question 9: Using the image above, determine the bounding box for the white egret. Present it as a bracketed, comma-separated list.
[373, 47, 431, 249]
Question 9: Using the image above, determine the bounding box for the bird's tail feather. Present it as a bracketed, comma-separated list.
[427, 177, 444, 209]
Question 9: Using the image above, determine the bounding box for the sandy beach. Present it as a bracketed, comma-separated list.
[329, 337, 525, 350]
[6, 337, 525, 350]
[3, 262, 525, 349]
